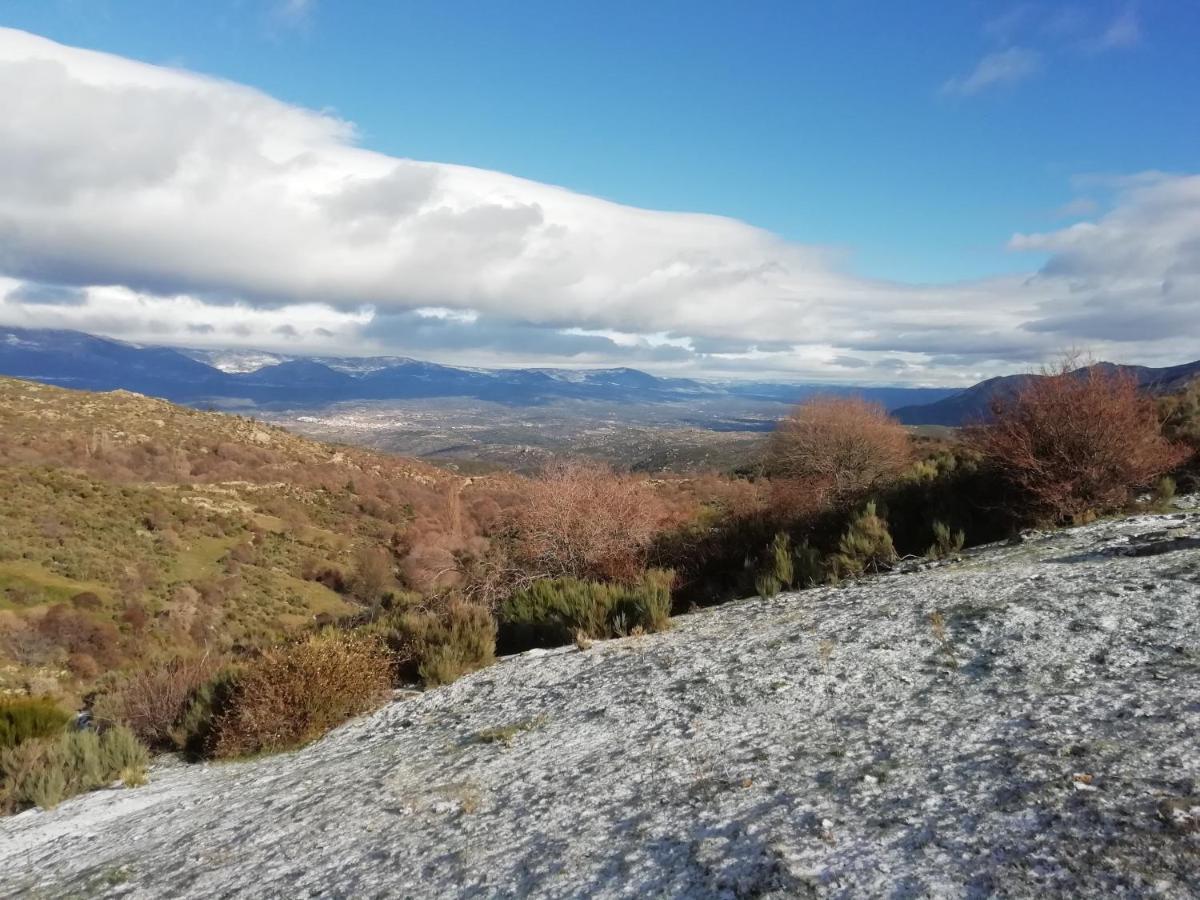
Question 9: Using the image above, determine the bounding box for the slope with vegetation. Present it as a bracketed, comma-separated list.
[0, 361, 1196, 818]
[0, 377, 523, 695]
[2, 503, 1199, 896]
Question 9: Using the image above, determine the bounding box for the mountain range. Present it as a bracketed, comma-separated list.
[2, 326, 1195, 425]
[0, 327, 954, 412]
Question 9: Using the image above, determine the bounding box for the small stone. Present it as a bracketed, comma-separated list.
[1071, 773, 1098, 791]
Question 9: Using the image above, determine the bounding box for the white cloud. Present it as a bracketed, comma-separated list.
[0, 28, 1196, 384]
[941, 48, 1042, 96]
[1085, 7, 1141, 52]
[0, 277, 371, 350]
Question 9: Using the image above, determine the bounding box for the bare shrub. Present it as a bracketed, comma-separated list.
[70, 592, 103, 612]
[37, 605, 122, 668]
[513, 461, 665, 582]
[766, 397, 911, 503]
[350, 545, 395, 604]
[969, 364, 1190, 523]
[93, 655, 222, 750]
[209, 633, 391, 759]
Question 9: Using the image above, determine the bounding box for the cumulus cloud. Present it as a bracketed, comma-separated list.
[1011, 173, 1200, 350]
[0, 28, 1196, 384]
[941, 48, 1042, 96]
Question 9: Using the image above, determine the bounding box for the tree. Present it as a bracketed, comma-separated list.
[350, 545, 394, 604]
[766, 397, 910, 503]
[969, 363, 1189, 523]
[513, 461, 664, 582]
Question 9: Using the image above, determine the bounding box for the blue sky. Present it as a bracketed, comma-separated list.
[0, 2, 1197, 383]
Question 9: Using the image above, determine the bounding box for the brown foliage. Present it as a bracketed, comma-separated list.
[94, 655, 221, 750]
[209, 633, 391, 759]
[37, 605, 122, 668]
[513, 461, 668, 582]
[766, 397, 911, 503]
[350, 545, 395, 603]
[968, 365, 1190, 523]
[70, 592, 103, 612]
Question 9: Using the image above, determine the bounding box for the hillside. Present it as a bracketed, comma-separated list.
[2, 506, 1198, 897]
[0, 377, 519, 694]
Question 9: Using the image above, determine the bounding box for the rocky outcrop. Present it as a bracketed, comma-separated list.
[3, 506, 1199, 898]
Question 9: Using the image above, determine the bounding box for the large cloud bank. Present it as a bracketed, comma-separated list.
[0, 28, 1196, 383]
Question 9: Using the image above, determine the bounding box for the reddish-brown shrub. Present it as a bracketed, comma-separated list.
[120, 601, 148, 633]
[766, 397, 911, 503]
[969, 365, 1190, 523]
[93, 655, 222, 750]
[513, 461, 667, 582]
[37, 605, 122, 668]
[70, 592, 103, 612]
[67, 652, 100, 680]
[209, 633, 391, 758]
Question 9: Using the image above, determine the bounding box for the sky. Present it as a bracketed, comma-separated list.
[0, 0, 1197, 385]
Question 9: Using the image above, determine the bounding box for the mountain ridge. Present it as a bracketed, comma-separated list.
[893, 359, 1200, 426]
[0, 326, 956, 412]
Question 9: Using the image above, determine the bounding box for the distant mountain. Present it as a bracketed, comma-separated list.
[0, 325, 957, 413]
[0, 327, 229, 396]
[894, 360, 1200, 426]
[723, 380, 956, 412]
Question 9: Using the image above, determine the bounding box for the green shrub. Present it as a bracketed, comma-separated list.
[99, 723, 151, 785]
[1154, 476, 1177, 505]
[754, 569, 781, 600]
[388, 602, 498, 687]
[208, 633, 391, 759]
[498, 569, 674, 652]
[0, 725, 149, 812]
[754, 532, 803, 597]
[831, 502, 897, 577]
[792, 540, 826, 588]
[0, 697, 72, 750]
[926, 520, 965, 560]
[172, 668, 241, 759]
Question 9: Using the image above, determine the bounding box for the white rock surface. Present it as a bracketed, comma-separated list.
[3, 508, 1200, 898]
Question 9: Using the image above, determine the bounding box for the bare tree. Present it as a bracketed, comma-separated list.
[766, 397, 911, 503]
[513, 461, 665, 582]
[969, 362, 1190, 522]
